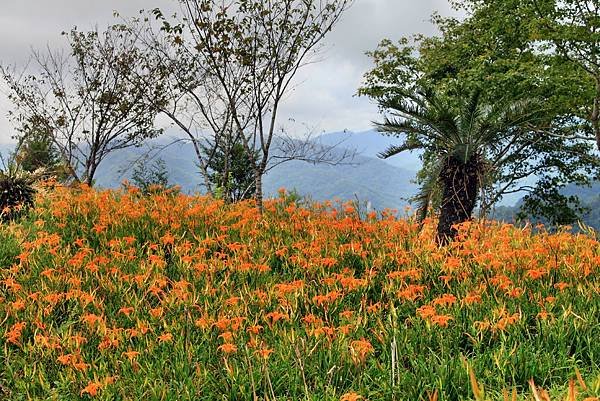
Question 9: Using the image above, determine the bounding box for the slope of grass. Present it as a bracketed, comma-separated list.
[1, 184, 599, 400]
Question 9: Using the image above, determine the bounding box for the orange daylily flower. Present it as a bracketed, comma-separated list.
[264, 311, 288, 325]
[73, 361, 90, 372]
[81, 313, 103, 327]
[349, 338, 374, 364]
[118, 307, 135, 317]
[218, 343, 238, 354]
[247, 325, 263, 335]
[340, 392, 363, 401]
[122, 350, 140, 361]
[56, 354, 72, 365]
[80, 381, 102, 397]
[157, 332, 173, 343]
[255, 347, 274, 360]
[416, 305, 437, 319]
[219, 331, 234, 342]
[432, 293, 457, 307]
[149, 307, 164, 318]
[431, 314, 453, 327]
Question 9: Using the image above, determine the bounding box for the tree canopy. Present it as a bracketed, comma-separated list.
[359, 0, 600, 228]
[148, 0, 353, 209]
[1, 26, 169, 186]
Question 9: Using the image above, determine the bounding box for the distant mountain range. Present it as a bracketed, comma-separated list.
[91, 130, 421, 211]
[491, 181, 600, 230]
[1, 130, 597, 227]
[0, 130, 419, 211]
[316, 130, 422, 172]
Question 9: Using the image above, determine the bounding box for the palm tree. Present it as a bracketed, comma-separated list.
[376, 88, 544, 243]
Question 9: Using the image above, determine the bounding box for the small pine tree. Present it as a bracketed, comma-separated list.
[131, 158, 171, 194]
[16, 131, 59, 172]
[14, 121, 67, 180]
[206, 142, 258, 203]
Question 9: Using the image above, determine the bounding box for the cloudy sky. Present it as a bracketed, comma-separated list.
[0, 0, 457, 144]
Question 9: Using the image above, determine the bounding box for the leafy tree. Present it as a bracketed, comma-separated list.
[13, 118, 65, 178]
[360, 6, 599, 239]
[435, 0, 600, 221]
[372, 87, 552, 242]
[491, 182, 600, 232]
[444, 0, 600, 150]
[1, 25, 169, 186]
[518, 179, 589, 226]
[131, 157, 171, 194]
[150, 0, 353, 211]
[528, 0, 600, 150]
[205, 141, 258, 203]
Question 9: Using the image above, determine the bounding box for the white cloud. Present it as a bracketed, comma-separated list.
[0, 0, 459, 143]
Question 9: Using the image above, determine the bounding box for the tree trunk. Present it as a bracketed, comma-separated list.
[436, 155, 482, 244]
[221, 144, 231, 203]
[85, 162, 98, 187]
[254, 167, 264, 214]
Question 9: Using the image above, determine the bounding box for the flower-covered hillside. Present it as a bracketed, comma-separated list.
[1, 185, 599, 400]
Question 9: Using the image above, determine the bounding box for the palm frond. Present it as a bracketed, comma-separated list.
[476, 98, 545, 147]
[375, 86, 546, 175]
[458, 90, 484, 155]
[414, 185, 434, 227]
[380, 98, 428, 121]
[421, 92, 462, 147]
[377, 141, 422, 159]
[381, 95, 458, 147]
[412, 160, 442, 227]
[375, 118, 426, 136]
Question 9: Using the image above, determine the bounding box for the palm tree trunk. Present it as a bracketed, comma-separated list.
[437, 155, 481, 244]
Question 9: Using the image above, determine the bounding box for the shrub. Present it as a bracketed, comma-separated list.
[0, 170, 36, 222]
[0, 150, 40, 222]
[130, 157, 172, 195]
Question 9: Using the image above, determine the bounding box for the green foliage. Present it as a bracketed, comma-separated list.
[440, 0, 600, 150]
[0, 165, 36, 222]
[1, 187, 599, 400]
[359, 1, 600, 230]
[519, 184, 587, 226]
[206, 142, 258, 203]
[130, 158, 172, 195]
[492, 181, 600, 231]
[13, 119, 67, 181]
[0, 223, 21, 267]
[528, 0, 600, 149]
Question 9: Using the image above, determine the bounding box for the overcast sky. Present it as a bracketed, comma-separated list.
[0, 0, 457, 144]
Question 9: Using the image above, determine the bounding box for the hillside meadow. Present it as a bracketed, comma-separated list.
[0, 184, 599, 400]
